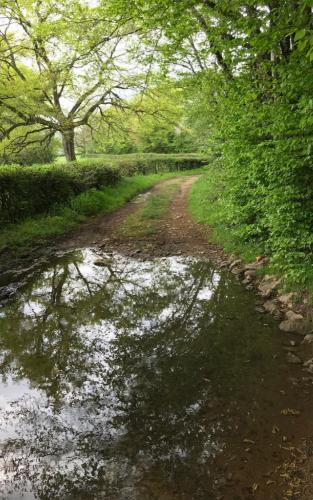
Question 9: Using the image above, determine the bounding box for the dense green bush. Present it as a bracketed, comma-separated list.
[0, 154, 206, 225]
[196, 56, 313, 285]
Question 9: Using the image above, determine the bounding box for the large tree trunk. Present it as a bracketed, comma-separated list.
[62, 129, 76, 161]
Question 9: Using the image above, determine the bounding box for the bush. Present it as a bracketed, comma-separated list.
[0, 154, 207, 225]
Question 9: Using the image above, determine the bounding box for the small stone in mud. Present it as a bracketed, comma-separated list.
[277, 292, 295, 308]
[279, 310, 307, 335]
[281, 408, 301, 416]
[303, 334, 313, 344]
[220, 261, 229, 268]
[244, 260, 263, 271]
[244, 269, 256, 281]
[303, 358, 313, 372]
[255, 305, 265, 313]
[245, 284, 254, 290]
[272, 311, 282, 321]
[94, 259, 111, 267]
[263, 300, 277, 314]
[286, 352, 302, 364]
[258, 276, 281, 298]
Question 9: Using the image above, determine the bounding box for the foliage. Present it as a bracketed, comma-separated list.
[0, 162, 121, 225]
[80, 80, 195, 154]
[0, 0, 145, 160]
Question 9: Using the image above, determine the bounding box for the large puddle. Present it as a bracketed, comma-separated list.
[0, 249, 310, 499]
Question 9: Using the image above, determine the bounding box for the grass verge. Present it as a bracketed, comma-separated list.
[189, 171, 263, 263]
[0, 168, 205, 256]
[119, 182, 179, 237]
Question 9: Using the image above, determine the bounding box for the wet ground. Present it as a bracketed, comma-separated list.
[0, 177, 313, 499]
[0, 248, 312, 499]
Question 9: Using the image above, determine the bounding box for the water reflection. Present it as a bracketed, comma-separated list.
[0, 250, 281, 499]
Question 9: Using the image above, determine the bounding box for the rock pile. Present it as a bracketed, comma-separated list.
[219, 256, 311, 336]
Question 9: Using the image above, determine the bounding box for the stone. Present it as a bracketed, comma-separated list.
[286, 352, 302, 364]
[244, 261, 262, 271]
[94, 259, 111, 267]
[277, 293, 295, 308]
[303, 334, 313, 344]
[220, 261, 229, 268]
[272, 311, 282, 321]
[244, 269, 256, 281]
[286, 310, 304, 321]
[229, 259, 242, 271]
[245, 284, 254, 290]
[303, 358, 313, 373]
[304, 358, 313, 365]
[263, 300, 277, 314]
[231, 267, 245, 276]
[258, 277, 281, 298]
[279, 310, 307, 335]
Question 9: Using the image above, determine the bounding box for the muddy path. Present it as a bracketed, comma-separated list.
[0, 175, 313, 499]
[60, 175, 226, 261]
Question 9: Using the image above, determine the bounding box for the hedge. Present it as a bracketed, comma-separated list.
[0, 154, 207, 225]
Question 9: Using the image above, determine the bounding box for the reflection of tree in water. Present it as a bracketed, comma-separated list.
[0, 250, 278, 499]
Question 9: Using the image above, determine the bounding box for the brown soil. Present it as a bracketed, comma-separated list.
[60, 175, 226, 262]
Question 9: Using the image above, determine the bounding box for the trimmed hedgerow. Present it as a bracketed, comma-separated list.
[0, 162, 121, 225]
[0, 154, 207, 225]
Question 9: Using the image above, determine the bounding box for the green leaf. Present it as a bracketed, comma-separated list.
[295, 28, 306, 41]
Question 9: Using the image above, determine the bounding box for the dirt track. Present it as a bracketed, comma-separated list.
[61, 175, 226, 262]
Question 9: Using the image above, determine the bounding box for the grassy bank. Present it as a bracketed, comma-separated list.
[0, 169, 204, 256]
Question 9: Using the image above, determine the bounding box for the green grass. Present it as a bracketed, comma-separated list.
[119, 182, 179, 237]
[189, 171, 263, 263]
[0, 168, 205, 256]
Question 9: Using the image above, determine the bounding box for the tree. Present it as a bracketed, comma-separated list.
[87, 79, 195, 154]
[0, 0, 143, 161]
